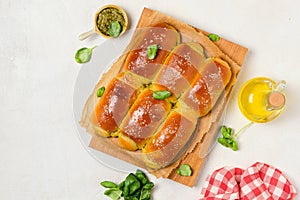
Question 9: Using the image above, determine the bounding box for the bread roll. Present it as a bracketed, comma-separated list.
[142, 103, 198, 169]
[154, 42, 205, 97]
[117, 84, 176, 150]
[182, 57, 232, 116]
[89, 73, 142, 137]
[124, 23, 180, 80]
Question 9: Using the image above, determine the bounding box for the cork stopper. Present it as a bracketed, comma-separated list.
[268, 91, 285, 110]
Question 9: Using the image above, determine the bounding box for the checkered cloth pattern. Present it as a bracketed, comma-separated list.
[200, 162, 297, 200]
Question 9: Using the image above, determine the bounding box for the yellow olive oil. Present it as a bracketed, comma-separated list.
[238, 77, 286, 123]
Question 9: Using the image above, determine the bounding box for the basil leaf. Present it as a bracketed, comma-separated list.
[208, 33, 220, 42]
[147, 44, 158, 60]
[231, 140, 239, 151]
[139, 182, 154, 200]
[129, 181, 141, 196]
[153, 90, 171, 100]
[135, 170, 149, 185]
[75, 46, 97, 63]
[97, 86, 105, 97]
[143, 182, 154, 190]
[100, 181, 118, 188]
[123, 184, 129, 197]
[108, 21, 122, 38]
[104, 188, 122, 200]
[124, 173, 141, 196]
[177, 164, 192, 176]
[227, 127, 233, 135]
[218, 137, 230, 147]
[221, 126, 231, 139]
[140, 188, 151, 200]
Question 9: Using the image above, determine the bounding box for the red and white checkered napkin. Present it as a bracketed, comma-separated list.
[199, 162, 297, 200]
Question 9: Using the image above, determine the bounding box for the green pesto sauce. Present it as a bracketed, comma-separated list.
[97, 7, 125, 36]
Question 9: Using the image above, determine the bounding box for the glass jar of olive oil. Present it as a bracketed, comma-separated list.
[238, 77, 286, 123]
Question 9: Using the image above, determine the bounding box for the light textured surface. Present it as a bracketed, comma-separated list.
[1, 0, 300, 199]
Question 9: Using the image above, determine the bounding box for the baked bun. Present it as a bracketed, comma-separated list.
[89, 73, 142, 137]
[154, 42, 205, 96]
[124, 23, 180, 80]
[142, 103, 198, 169]
[117, 84, 176, 150]
[182, 57, 232, 116]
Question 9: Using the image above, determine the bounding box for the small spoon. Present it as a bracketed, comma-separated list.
[79, 29, 97, 41]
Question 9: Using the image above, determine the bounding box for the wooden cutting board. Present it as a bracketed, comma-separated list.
[86, 8, 248, 187]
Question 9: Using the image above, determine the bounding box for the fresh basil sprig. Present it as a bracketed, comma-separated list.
[75, 46, 97, 64]
[108, 21, 122, 38]
[217, 125, 238, 151]
[177, 164, 192, 176]
[208, 33, 220, 42]
[147, 44, 158, 60]
[100, 169, 154, 200]
[218, 123, 253, 151]
[152, 90, 171, 100]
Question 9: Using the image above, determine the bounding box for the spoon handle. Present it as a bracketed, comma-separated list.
[78, 29, 96, 41]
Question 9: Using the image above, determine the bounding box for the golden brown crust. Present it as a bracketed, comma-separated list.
[117, 88, 173, 149]
[89, 75, 141, 137]
[142, 110, 198, 169]
[182, 57, 232, 116]
[154, 42, 205, 97]
[124, 23, 180, 80]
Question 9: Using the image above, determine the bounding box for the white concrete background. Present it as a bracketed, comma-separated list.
[1, 0, 300, 199]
